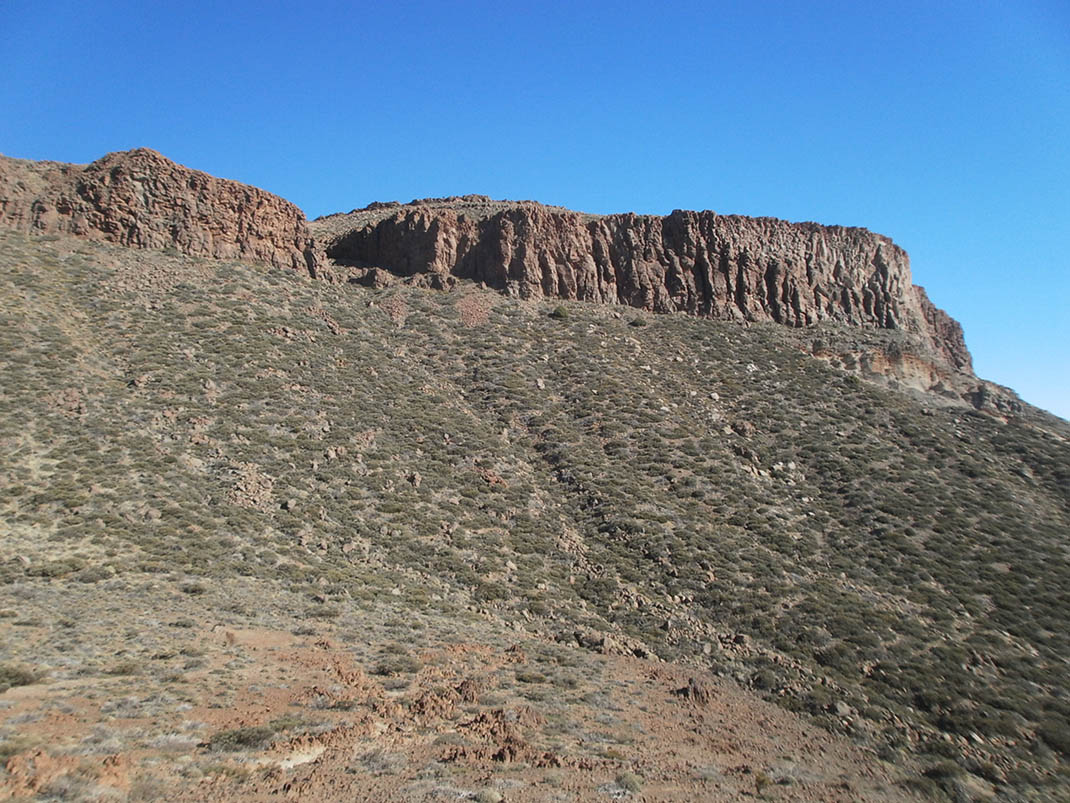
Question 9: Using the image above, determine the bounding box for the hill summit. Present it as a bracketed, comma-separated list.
[0, 148, 319, 274]
[0, 148, 1066, 800]
[312, 194, 971, 376]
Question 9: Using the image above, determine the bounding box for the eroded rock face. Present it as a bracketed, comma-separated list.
[0, 150, 972, 376]
[914, 285, 972, 372]
[321, 198, 971, 372]
[0, 149, 320, 274]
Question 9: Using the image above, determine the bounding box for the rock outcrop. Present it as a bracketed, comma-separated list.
[0, 149, 320, 274]
[0, 151, 972, 376]
[317, 197, 971, 373]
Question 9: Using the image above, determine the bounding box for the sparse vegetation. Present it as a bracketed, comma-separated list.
[616, 770, 643, 793]
[372, 654, 423, 676]
[0, 229, 1066, 799]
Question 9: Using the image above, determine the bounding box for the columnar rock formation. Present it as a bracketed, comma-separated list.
[0, 151, 972, 375]
[318, 197, 971, 372]
[0, 149, 321, 274]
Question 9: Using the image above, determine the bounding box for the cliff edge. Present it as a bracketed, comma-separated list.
[313, 196, 972, 374]
[1, 150, 977, 387]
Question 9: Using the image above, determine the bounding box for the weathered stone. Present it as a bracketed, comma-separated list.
[1, 152, 973, 376]
[318, 197, 970, 372]
[0, 149, 321, 274]
[673, 677, 713, 706]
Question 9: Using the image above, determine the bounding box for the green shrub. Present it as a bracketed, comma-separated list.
[616, 771, 642, 793]
[210, 725, 275, 751]
[0, 736, 34, 761]
[371, 655, 422, 676]
[105, 660, 141, 676]
[0, 664, 42, 692]
[1038, 717, 1070, 757]
[923, 760, 963, 780]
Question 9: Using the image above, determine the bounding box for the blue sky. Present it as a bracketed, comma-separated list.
[3, 1, 1068, 418]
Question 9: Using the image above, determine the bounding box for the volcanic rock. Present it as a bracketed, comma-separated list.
[0, 150, 974, 377]
[316, 197, 971, 372]
[0, 148, 320, 274]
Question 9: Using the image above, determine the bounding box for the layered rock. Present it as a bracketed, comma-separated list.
[0, 149, 320, 274]
[319, 197, 971, 373]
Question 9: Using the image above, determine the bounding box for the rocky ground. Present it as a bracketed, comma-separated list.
[0, 576, 924, 802]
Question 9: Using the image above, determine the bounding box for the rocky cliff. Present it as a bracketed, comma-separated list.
[0, 151, 972, 375]
[316, 196, 972, 373]
[0, 149, 321, 274]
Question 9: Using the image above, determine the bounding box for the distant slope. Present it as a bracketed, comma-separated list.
[0, 230, 1067, 799]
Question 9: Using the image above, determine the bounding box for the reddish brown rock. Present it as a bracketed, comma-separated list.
[914, 285, 972, 372]
[318, 197, 971, 372]
[0, 150, 973, 375]
[0, 148, 320, 274]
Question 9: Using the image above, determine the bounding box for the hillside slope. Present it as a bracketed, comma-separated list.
[0, 230, 1067, 800]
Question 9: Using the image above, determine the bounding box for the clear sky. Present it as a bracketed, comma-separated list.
[2, 1, 1068, 419]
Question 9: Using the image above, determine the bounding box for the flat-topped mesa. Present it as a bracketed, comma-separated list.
[0, 150, 971, 375]
[0, 149, 321, 274]
[319, 200, 972, 373]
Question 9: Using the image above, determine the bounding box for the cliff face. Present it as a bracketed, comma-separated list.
[322, 198, 971, 373]
[0, 151, 972, 375]
[0, 149, 321, 274]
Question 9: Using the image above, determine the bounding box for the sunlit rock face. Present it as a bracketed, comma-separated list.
[321, 196, 970, 372]
[0, 148, 321, 274]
